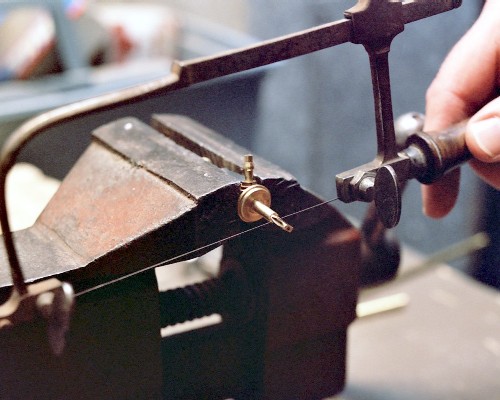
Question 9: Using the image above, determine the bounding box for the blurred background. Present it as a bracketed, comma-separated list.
[0, 0, 497, 288]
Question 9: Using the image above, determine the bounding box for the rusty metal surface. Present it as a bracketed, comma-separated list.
[402, 0, 462, 23]
[40, 143, 195, 261]
[152, 114, 295, 181]
[0, 2, 467, 398]
[0, 1, 461, 294]
[1, 117, 247, 292]
[0, 115, 363, 399]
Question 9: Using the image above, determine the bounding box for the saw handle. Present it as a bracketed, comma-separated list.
[404, 120, 472, 184]
[372, 117, 472, 229]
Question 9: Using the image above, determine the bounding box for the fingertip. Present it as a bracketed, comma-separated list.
[421, 170, 460, 219]
[466, 114, 500, 163]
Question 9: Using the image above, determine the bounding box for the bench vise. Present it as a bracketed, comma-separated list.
[0, 115, 366, 399]
[0, 1, 466, 398]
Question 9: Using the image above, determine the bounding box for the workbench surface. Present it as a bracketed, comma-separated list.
[332, 249, 500, 400]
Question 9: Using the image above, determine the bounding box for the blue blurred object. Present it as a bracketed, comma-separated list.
[0, 67, 13, 81]
[0, 1, 266, 179]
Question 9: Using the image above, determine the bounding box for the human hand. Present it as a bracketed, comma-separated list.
[423, 0, 500, 218]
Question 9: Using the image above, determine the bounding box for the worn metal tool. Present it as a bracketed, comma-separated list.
[335, 1, 471, 228]
[0, 0, 462, 306]
[338, 112, 471, 228]
[0, 1, 465, 398]
[0, 115, 361, 399]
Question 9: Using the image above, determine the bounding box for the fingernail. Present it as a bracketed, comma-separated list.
[468, 117, 500, 161]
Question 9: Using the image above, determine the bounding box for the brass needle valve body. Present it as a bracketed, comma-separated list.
[237, 155, 293, 233]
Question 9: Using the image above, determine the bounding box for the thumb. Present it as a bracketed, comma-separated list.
[466, 98, 500, 163]
[465, 97, 500, 189]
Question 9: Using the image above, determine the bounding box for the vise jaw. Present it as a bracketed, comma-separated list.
[0, 115, 361, 399]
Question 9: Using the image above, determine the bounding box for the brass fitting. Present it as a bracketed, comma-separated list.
[241, 154, 257, 190]
[237, 155, 293, 233]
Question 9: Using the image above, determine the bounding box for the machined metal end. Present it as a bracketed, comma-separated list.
[270, 214, 294, 233]
[238, 185, 293, 233]
[253, 197, 293, 232]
